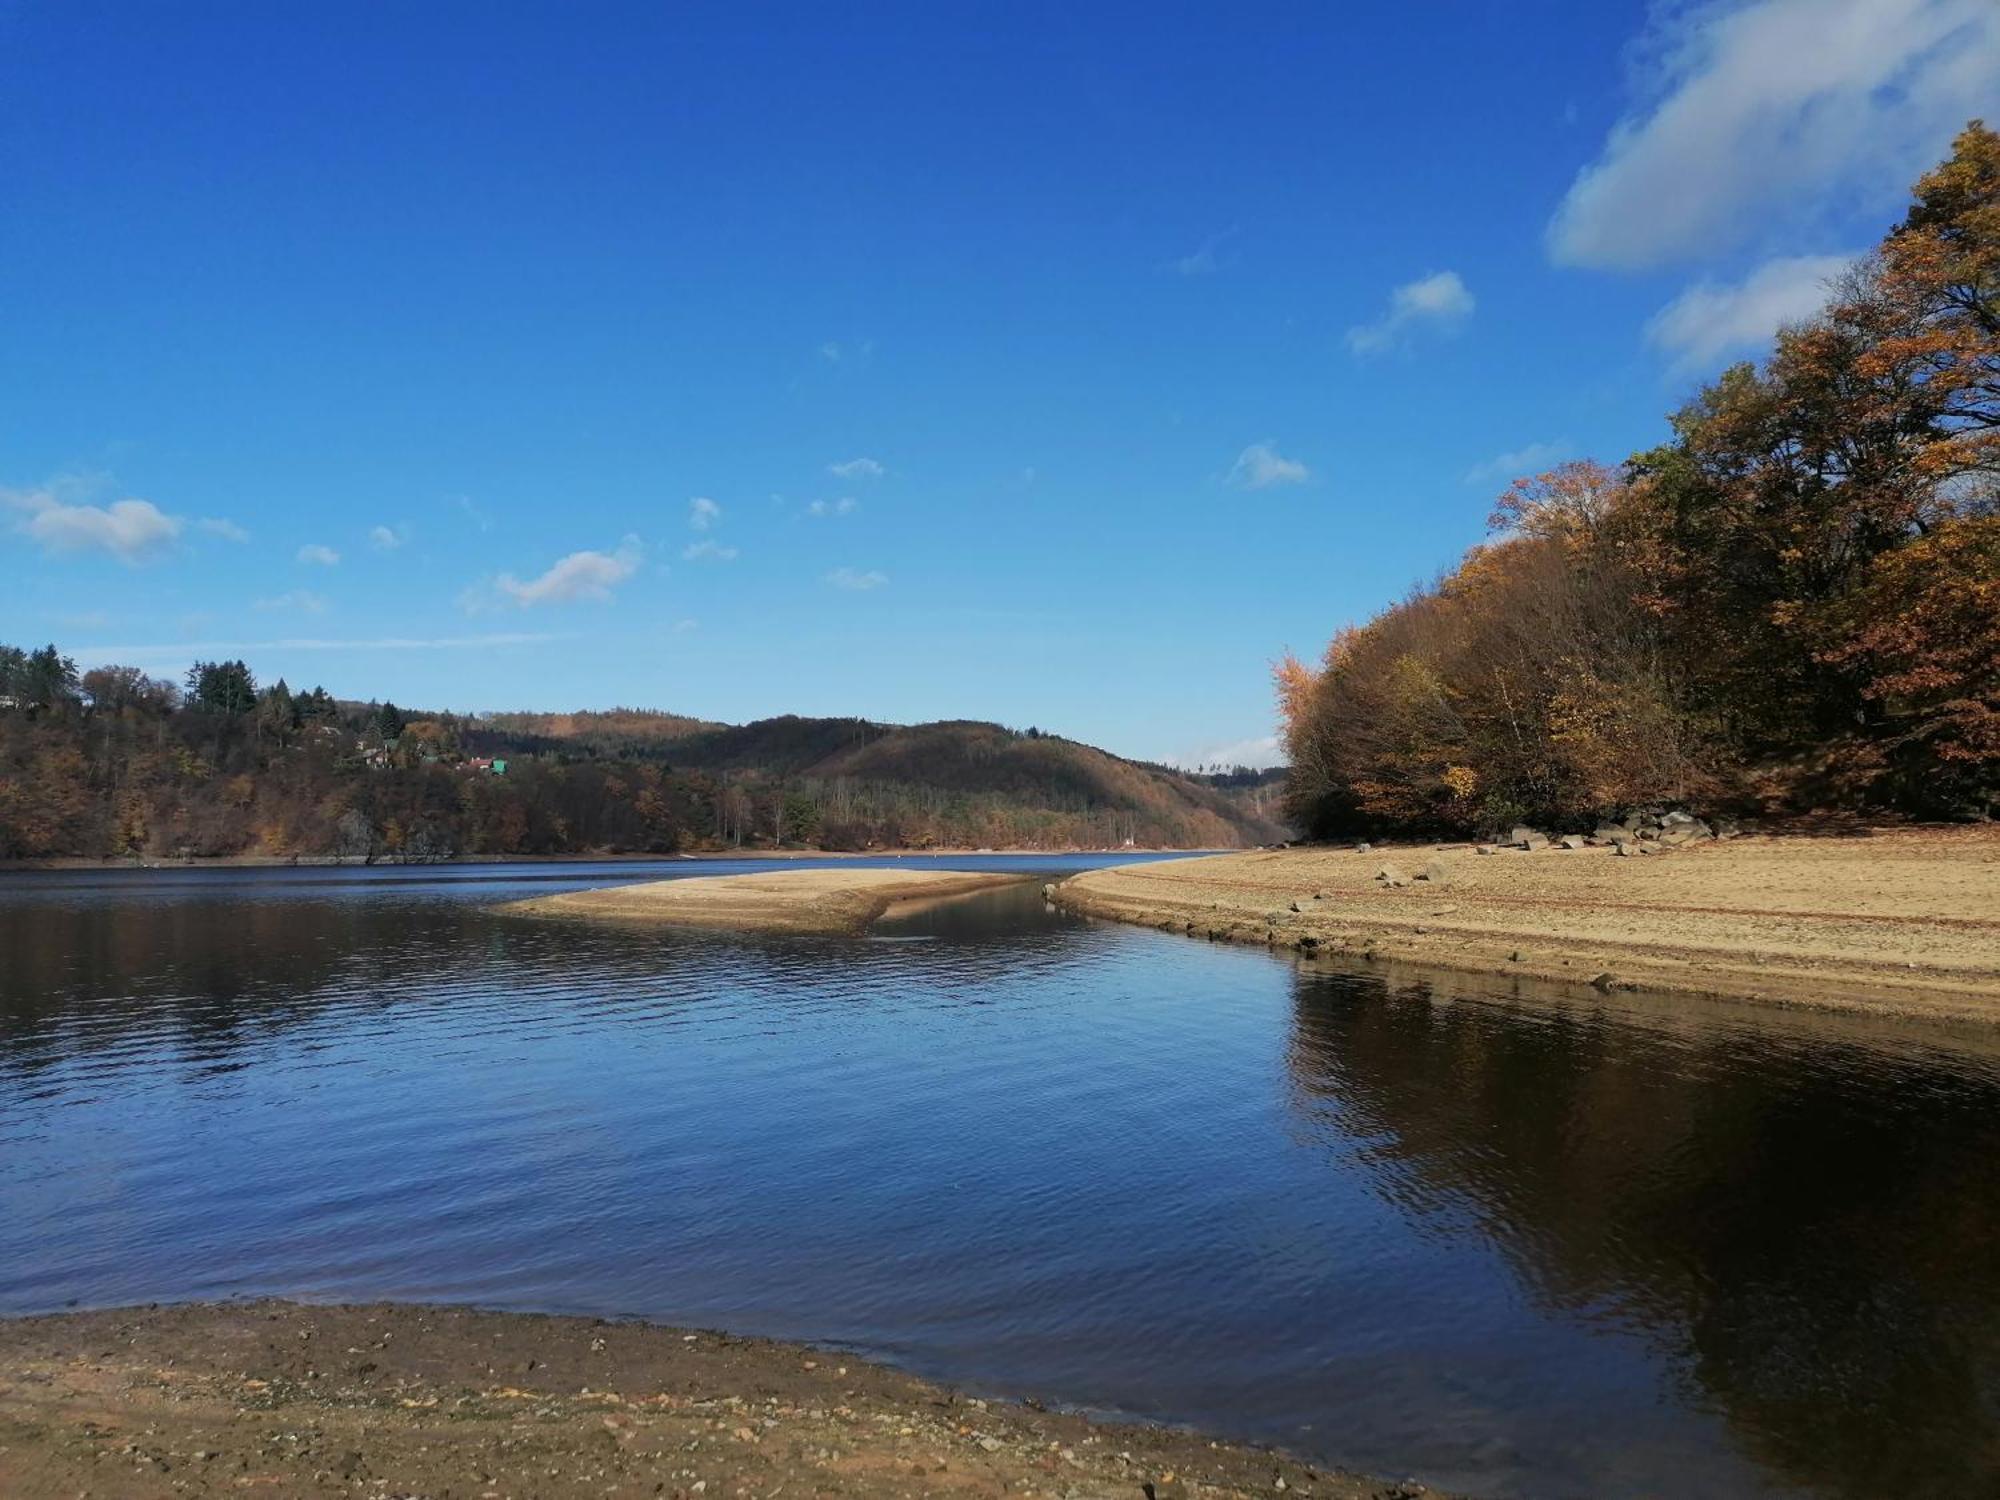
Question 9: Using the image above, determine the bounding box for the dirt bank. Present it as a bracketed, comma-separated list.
[497, 868, 1032, 935]
[1051, 827, 2000, 1020]
[0, 1301, 1437, 1500]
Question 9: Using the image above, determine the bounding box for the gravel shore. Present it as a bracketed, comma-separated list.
[0, 1301, 1441, 1500]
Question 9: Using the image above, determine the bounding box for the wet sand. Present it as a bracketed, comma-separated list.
[497, 867, 1033, 935]
[1052, 827, 2000, 1020]
[0, 1301, 1439, 1499]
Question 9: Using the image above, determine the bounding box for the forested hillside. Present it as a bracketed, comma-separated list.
[1279, 123, 1999, 839]
[0, 658, 1284, 860]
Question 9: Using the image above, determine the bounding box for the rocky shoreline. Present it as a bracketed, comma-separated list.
[0, 1301, 1442, 1500]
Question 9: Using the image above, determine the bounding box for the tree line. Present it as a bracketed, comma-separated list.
[0, 652, 1277, 859]
[1278, 122, 1998, 840]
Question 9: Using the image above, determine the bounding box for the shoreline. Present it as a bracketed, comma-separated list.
[1051, 827, 2000, 1022]
[1, 846, 1220, 872]
[0, 1299, 1440, 1499]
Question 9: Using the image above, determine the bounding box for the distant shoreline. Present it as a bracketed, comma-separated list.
[0, 846, 1226, 872]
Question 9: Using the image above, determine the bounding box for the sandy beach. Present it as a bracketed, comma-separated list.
[497, 866, 1033, 935]
[1051, 827, 2000, 1020]
[0, 1301, 1434, 1500]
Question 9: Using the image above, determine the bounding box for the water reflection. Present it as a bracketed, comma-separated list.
[1285, 969, 2000, 1498]
[5, 863, 2000, 1499]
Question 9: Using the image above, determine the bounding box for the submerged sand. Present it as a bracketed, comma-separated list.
[497, 867, 1030, 935]
[0, 1301, 1435, 1499]
[1052, 827, 2000, 1020]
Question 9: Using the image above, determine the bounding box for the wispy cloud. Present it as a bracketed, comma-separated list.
[1168, 733, 1285, 771]
[1172, 227, 1238, 275]
[681, 539, 739, 562]
[296, 543, 341, 566]
[688, 496, 722, 530]
[369, 523, 408, 551]
[69, 633, 562, 664]
[489, 537, 643, 607]
[198, 517, 250, 543]
[1463, 439, 1576, 485]
[819, 340, 875, 366]
[1345, 271, 1475, 355]
[1547, 0, 2000, 270]
[807, 497, 859, 517]
[254, 589, 329, 614]
[6, 482, 183, 563]
[1227, 442, 1310, 490]
[1645, 253, 1856, 371]
[827, 457, 885, 480]
[826, 566, 887, 591]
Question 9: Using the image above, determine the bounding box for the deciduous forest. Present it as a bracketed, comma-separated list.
[0, 652, 1284, 859]
[1279, 123, 1999, 839]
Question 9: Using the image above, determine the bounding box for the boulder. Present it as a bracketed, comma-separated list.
[1417, 861, 1448, 883]
[1374, 864, 1411, 888]
[1476, 844, 1499, 855]
[1594, 825, 1632, 845]
[1559, 835, 1587, 850]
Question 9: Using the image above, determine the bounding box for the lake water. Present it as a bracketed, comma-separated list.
[3, 856, 1998, 1498]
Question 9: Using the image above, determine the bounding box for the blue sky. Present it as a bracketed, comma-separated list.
[4, 0, 1995, 766]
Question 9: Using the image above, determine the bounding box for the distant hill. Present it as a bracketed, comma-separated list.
[636, 716, 1288, 849]
[0, 645, 1287, 858]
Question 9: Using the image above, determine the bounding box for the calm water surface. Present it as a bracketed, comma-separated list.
[3, 856, 1998, 1499]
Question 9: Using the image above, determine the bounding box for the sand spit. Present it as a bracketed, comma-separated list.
[497, 867, 1031, 935]
[1051, 827, 2000, 1020]
[0, 1301, 1440, 1500]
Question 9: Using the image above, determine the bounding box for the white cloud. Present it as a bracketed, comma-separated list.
[254, 590, 328, 614]
[494, 538, 642, 607]
[827, 457, 884, 480]
[369, 523, 408, 551]
[1345, 271, 1475, 354]
[681, 539, 739, 562]
[807, 497, 859, 517]
[1169, 734, 1286, 771]
[1227, 442, 1311, 490]
[297, 543, 341, 566]
[198, 517, 250, 542]
[672, 618, 700, 634]
[1463, 439, 1576, 485]
[1645, 253, 1856, 371]
[820, 341, 843, 362]
[826, 566, 887, 591]
[688, 496, 722, 530]
[7, 486, 183, 563]
[1548, 0, 2000, 270]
